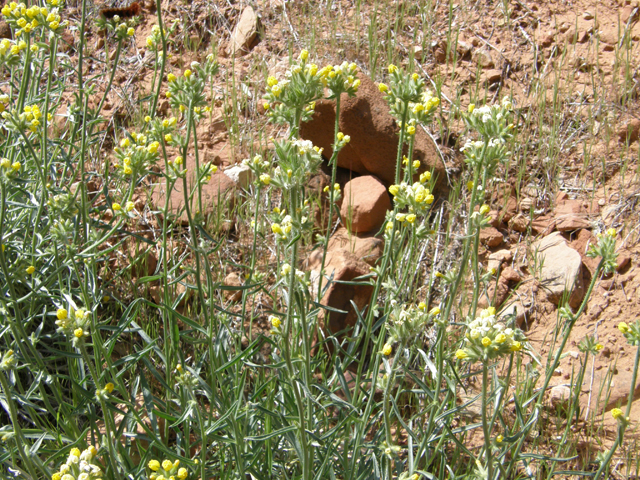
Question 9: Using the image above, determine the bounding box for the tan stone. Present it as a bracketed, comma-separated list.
[340, 175, 390, 234]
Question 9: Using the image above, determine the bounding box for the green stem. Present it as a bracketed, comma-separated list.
[316, 94, 341, 303]
[481, 362, 494, 480]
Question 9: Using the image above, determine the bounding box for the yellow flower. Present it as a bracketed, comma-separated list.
[406, 214, 416, 224]
[388, 64, 398, 74]
[479, 204, 490, 215]
[73, 328, 84, 338]
[167, 73, 176, 82]
[510, 341, 522, 352]
[123, 166, 133, 175]
[455, 349, 468, 360]
[486, 306, 496, 316]
[496, 435, 504, 443]
[299, 49, 309, 61]
[418, 302, 426, 311]
[271, 224, 282, 235]
[52, 473, 62, 480]
[495, 333, 507, 344]
[184, 69, 192, 78]
[125, 201, 135, 212]
[70, 447, 81, 457]
[430, 307, 441, 315]
[468, 103, 475, 113]
[177, 468, 188, 480]
[412, 73, 419, 81]
[57, 308, 68, 320]
[388, 185, 399, 196]
[396, 213, 406, 222]
[144, 115, 151, 123]
[281, 263, 291, 276]
[618, 322, 629, 334]
[11, 161, 20, 171]
[407, 125, 416, 135]
[263, 102, 270, 110]
[270, 316, 281, 328]
[267, 76, 278, 87]
[595, 343, 604, 351]
[112, 203, 121, 211]
[26, 265, 35, 274]
[120, 138, 130, 148]
[606, 228, 616, 237]
[165, 133, 172, 143]
[148, 460, 161, 471]
[174, 156, 183, 165]
[378, 83, 388, 93]
[259, 173, 271, 185]
[382, 344, 392, 356]
[611, 408, 624, 420]
[481, 337, 492, 347]
[412, 160, 420, 169]
[127, 27, 134, 36]
[162, 459, 173, 471]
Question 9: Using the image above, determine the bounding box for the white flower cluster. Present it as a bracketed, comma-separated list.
[52, 446, 102, 480]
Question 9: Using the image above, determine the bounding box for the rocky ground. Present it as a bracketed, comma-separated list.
[9, 0, 638, 460]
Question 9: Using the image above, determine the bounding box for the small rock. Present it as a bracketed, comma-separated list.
[341, 175, 390, 234]
[456, 40, 473, 58]
[533, 232, 585, 308]
[555, 199, 590, 231]
[326, 227, 384, 266]
[480, 226, 503, 247]
[617, 119, 640, 144]
[223, 272, 243, 302]
[474, 49, 495, 68]
[229, 6, 258, 56]
[0, 19, 10, 39]
[311, 249, 374, 337]
[413, 45, 423, 60]
[223, 164, 252, 189]
[520, 197, 534, 212]
[549, 385, 572, 407]
[509, 213, 529, 232]
[482, 69, 502, 85]
[488, 249, 513, 272]
[531, 215, 555, 235]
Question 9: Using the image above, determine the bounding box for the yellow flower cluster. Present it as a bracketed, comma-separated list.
[387, 176, 434, 228]
[618, 321, 640, 346]
[271, 214, 293, 241]
[113, 132, 161, 178]
[318, 61, 360, 92]
[455, 308, 527, 362]
[51, 446, 103, 480]
[148, 459, 188, 480]
[0, 157, 21, 176]
[2, 2, 63, 36]
[55, 306, 91, 345]
[0, 349, 16, 371]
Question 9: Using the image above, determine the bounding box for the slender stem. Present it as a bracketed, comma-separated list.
[482, 362, 494, 480]
[316, 94, 341, 303]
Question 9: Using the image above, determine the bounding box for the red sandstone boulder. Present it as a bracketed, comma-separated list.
[299, 75, 447, 196]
